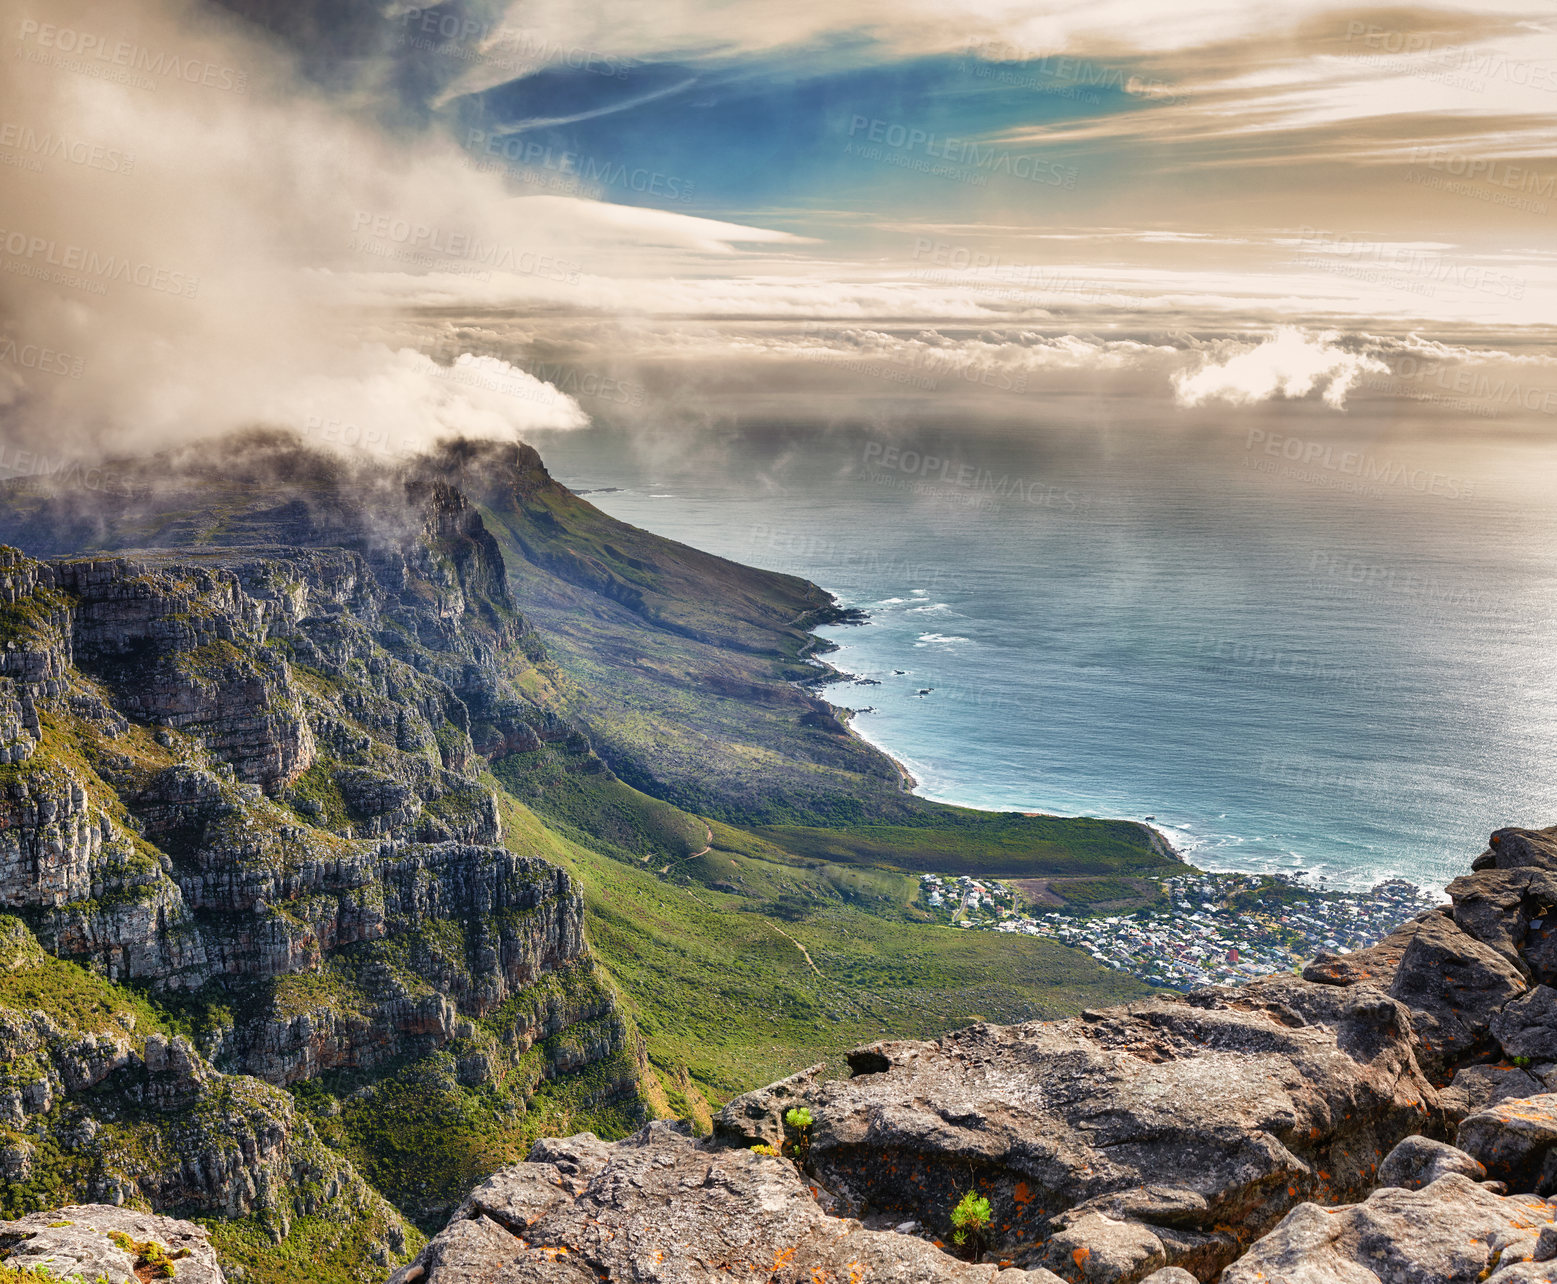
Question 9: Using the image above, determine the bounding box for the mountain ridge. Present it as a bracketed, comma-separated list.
[0, 432, 1179, 1282]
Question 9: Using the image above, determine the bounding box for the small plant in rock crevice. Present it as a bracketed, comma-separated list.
[783, 1106, 813, 1166]
[950, 1189, 991, 1260]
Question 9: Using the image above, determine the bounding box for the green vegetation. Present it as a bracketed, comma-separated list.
[0, 442, 1187, 1284]
[494, 746, 707, 866]
[951, 1190, 992, 1256]
[297, 1029, 646, 1233]
[493, 793, 1147, 1105]
[783, 1107, 813, 1164]
[0, 915, 165, 1049]
[754, 811, 1173, 880]
[107, 1230, 188, 1279]
[0, 1267, 92, 1284]
[203, 1205, 424, 1284]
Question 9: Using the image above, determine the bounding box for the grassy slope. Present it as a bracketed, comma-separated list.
[751, 812, 1171, 879]
[490, 778, 1149, 1106]
[0, 437, 1176, 1252]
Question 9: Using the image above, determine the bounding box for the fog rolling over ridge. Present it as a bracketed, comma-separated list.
[8, 4, 1557, 1278]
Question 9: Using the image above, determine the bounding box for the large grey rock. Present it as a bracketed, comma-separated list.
[1386, 911, 1527, 1076]
[716, 976, 1436, 1282]
[1495, 988, 1557, 1064]
[1459, 1094, 1557, 1194]
[0, 1204, 225, 1283]
[1442, 1064, 1546, 1126]
[1377, 1134, 1487, 1189]
[1221, 1173, 1551, 1283]
[1486, 1264, 1557, 1283]
[1036, 1206, 1166, 1281]
[1304, 916, 1428, 988]
[438, 1134, 617, 1238]
[1448, 869, 1557, 973]
[392, 1122, 1024, 1284]
[714, 1061, 824, 1149]
[1476, 828, 1557, 874]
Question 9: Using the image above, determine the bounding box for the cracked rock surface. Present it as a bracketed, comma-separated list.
[0, 1204, 225, 1284]
[391, 1123, 1064, 1284]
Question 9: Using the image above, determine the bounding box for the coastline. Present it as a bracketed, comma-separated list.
[809, 611, 1436, 898]
[812, 622, 1186, 862]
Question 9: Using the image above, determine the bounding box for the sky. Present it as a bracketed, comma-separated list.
[0, 0, 1554, 464]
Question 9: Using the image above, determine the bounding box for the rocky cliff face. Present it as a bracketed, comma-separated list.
[0, 482, 643, 1272]
[396, 824, 1557, 1284]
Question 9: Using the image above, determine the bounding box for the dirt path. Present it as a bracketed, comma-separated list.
[660, 828, 714, 875]
[674, 867, 823, 977]
[767, 923, 822, 976]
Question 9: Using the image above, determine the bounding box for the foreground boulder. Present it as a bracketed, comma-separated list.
[1442, 1064, 1547, 1126]
[717, 976, 1436, 1282]
[1376, 1135, 1487, 1190]
[396, 824, 1557, 1284]
[1220, 1174, 1554, 1283]
[0, 1205, 224, 1283]
[1459, 1095, 1557, 1194]
[388, 1122, 1065, 1284]
[1379, 912, 1528, 1078]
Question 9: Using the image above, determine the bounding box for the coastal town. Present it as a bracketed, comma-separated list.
[918, 869, 1440, 990]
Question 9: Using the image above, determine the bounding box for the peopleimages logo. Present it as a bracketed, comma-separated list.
[845, 117, 1078, 187]
[397, 11, 636, 80]
[16, 20, 248, 93]
[1295, 227, 1525, 300]
[0, 444, 124, 494]
[0, 337, 83, 378]
[0, 123, 134, 174]
[465, 132, 696, 204]
[862, 442, 1093, 508]
[1245, 429, 1475, 500]
[0, 228, 199, 298]
[1408, 147, 1555, 199]
[349, 212, 582, 283]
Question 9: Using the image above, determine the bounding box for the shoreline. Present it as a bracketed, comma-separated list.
[810, 613, 1439, 898]
[811, 621, 1188, 864]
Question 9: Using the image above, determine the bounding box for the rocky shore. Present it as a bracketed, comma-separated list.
[385, 824, 1557, 1284]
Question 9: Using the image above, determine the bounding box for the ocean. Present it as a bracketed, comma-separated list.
[532, 410, 1557, 896]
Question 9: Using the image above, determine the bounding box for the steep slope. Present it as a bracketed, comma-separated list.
[0, 432, 1180, 1280]
[0, 529, 645, 1277]
[0, 431, 1176, 879]
[419, 441, 1178, 887]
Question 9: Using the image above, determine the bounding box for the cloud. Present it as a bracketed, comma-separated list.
[1171, 327, 1388, 410]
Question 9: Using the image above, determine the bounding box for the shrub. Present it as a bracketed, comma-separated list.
[783, 1106, 813, 1164]
[950, 1190, 991, 1258]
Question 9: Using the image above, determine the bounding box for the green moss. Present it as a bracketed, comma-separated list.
[0, 1266, 88, 1283]
[107, 1230, 188, 1278]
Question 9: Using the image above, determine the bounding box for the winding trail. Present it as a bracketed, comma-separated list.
[666, 829, 822, 976]
[660, 828, 714, 875]
[768, 923, 823, 976]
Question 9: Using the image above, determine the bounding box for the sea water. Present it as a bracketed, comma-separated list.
[532, 417, 1557, 895]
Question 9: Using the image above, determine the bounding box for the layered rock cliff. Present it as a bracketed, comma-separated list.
[0, 479, 645, 1273]
[396, 825, 1557, 1284]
